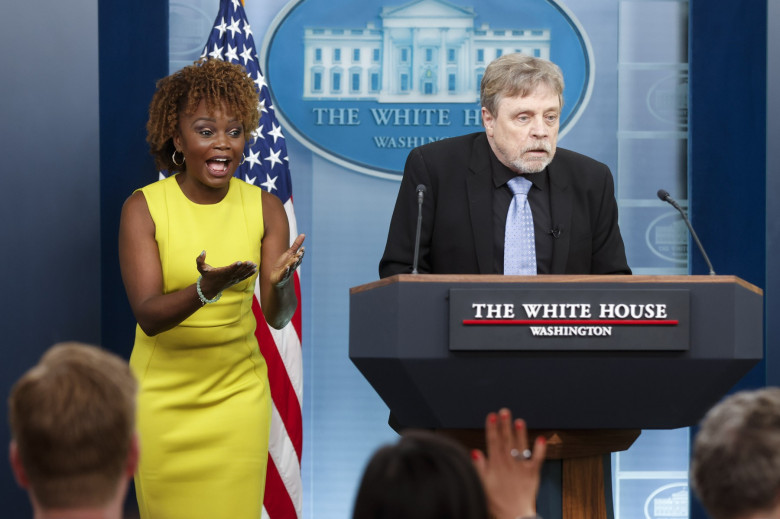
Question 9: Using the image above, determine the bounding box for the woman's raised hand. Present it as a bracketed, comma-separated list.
[269, 234, 306, 287]
[471, 408, 546, 519]
[196, 250, 258, 298]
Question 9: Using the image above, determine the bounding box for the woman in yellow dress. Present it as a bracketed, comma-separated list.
[118, 58, 304, 519]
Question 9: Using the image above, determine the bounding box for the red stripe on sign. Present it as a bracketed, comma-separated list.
[462, 319, 679, 326]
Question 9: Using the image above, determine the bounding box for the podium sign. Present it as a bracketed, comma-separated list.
[449, 287, 690, 351]
[349, 275, 763, 430]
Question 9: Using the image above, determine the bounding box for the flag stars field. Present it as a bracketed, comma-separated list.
[255, 73, 268, 91]
[208, 43, 223, 60]
[245, 149, 262, 169]
[268, 123, 285, 143]
[261, 174, 279, 192]
[227, 18, 242, 37]
[240, 45, 254, 64]
[264, 148, 283, 169]
[214, 18, 227, 37]
[225, 43, 239, 62]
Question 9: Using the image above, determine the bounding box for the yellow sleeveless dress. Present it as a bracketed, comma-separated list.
[130, 175, 270, 519]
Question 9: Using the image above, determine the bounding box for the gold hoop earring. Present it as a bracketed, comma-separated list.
[172, 150, 185, 166]
[239, 154, 246, 166]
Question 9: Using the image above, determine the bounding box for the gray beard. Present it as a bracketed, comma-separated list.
[510, 156, 552, 174]
[504, 141, 554, 173]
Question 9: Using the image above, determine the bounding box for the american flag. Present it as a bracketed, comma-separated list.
[201, 1, 304, 517]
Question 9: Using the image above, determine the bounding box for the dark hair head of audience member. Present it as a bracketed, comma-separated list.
[352, 430, 489, 519]
[8, 342, 138, 510]
[691, 387, 780, 519]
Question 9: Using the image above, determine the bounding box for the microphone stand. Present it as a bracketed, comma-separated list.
[411, 185, 426, 274]
[657, 189, 716, 275]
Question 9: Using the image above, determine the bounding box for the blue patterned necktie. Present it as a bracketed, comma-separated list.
[504, 176, 537, 275]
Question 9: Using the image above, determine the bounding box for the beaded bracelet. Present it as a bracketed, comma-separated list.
[196, 275, 222, 305]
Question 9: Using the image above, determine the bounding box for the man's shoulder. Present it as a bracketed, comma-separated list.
[413, 132, 485, 156]
[552, 147, 608, 170]
[550, 148, 616, 192]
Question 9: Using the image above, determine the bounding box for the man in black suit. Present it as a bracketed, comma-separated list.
[379, 53, 630, 277]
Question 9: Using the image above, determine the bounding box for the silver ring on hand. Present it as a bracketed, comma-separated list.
[510, 448, 532, 460]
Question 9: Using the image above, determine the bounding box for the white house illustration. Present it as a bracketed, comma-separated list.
[302, 0, 551, 102]
[652, 490, 688, 517]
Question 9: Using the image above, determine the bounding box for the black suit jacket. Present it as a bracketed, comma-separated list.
[379, 132, 631, 276]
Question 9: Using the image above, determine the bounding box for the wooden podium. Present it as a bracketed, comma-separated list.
[349, 275, 763, 519]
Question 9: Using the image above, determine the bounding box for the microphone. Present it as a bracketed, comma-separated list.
[549, 225, 562, 239]
[657, 189, 716, 275]
[411, 184, 426, 274]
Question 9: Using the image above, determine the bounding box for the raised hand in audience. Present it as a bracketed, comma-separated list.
[472, 408, 546, 519]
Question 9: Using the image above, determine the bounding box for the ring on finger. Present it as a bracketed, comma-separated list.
[510, 448, 532, 460]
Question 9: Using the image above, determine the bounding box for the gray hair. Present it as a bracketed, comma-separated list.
[480, 53, 564, 116]
[691, 388, 780, 519]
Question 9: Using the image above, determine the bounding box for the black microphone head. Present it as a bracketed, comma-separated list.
[416, 184, 427, 193]
[657, 189, 670, 201]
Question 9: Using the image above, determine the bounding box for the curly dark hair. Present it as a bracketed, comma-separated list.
[146, 58, 261, 172]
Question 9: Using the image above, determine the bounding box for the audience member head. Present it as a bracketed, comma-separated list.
[480, 53, 564, 118]
[691, 387, 780, 519]
[146, 58, 260, 173]
[8, 342, 138, 514]
[352, 430, 489, 519]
